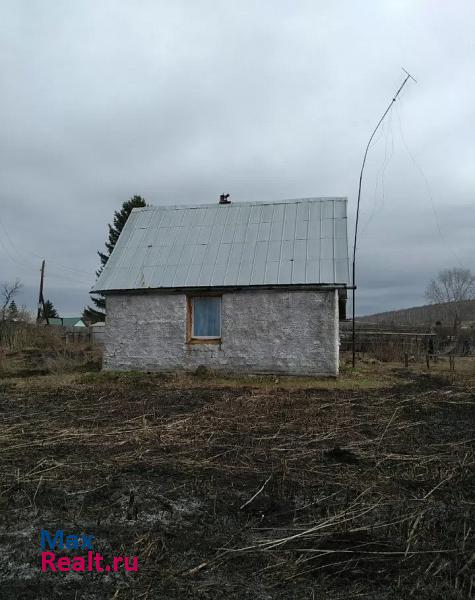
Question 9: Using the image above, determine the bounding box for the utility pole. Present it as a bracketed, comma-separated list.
[36, 260, 49, 325]
[352, 69, 416, 367]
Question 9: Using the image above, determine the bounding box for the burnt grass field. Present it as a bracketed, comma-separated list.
[0, 357, 474, 599]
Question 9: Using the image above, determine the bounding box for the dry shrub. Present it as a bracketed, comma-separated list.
[0, 322, 101, 375]
[365, 336, 427, 362]
[0, 322, 63, 352]
[44, 345, 102, 374]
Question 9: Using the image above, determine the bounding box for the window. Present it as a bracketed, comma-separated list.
[188, 296, 221, 342]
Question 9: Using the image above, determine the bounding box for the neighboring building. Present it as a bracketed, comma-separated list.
[90, 321, 105, 344]
[92, 197, 350, 376]
[46, 317, 87, 328]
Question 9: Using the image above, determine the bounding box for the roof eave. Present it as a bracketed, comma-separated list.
[91, 283, 351, 295]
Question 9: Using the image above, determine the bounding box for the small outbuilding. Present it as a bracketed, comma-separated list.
[92, 197, 350, 376]
[89, 321, 105, 344]
[47, 317, 87, 329]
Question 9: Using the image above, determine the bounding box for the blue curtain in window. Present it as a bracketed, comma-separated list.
[193, 297, 221, 337]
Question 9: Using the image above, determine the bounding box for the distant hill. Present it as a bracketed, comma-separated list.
[358, 299, 475, 327]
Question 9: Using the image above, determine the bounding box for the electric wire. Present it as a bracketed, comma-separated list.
[0, 214, 94, 285]
[393, 100, 465, 269]
[0, 220, 37, 272]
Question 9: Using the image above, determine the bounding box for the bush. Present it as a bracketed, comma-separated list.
[0, 322, 101, 375]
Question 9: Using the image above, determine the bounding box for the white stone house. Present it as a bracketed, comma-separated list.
[92, 197, 350, 376]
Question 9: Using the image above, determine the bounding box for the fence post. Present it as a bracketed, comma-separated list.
[404, 353, 408, 368]
[426, 354, 430, 370]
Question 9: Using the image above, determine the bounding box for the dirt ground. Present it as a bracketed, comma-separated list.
[0, 357, 474, 599]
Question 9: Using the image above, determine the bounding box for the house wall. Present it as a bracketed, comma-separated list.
[103, 289, 339, 376]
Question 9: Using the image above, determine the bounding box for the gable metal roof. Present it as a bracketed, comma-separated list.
[47, 317, 85, 327]
[92, 197, 349, 293]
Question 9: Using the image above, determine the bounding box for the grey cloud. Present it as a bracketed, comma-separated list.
[1, 0, 474, 316]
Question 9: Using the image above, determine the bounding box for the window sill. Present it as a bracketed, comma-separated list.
[187, 338, 221, 345]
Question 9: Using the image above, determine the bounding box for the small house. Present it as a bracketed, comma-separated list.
[92, 197, 350, 376]
[47, 317, 87, 329]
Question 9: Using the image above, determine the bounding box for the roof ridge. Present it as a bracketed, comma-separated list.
[132, 197, 347, 212]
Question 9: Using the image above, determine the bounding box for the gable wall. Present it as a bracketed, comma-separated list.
[103, 289, 339, 376]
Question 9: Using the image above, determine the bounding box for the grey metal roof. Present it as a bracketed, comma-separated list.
[92, 197, 349, 292]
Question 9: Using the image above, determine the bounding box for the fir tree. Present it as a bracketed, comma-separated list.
[83, 195, 147, 323]
[41, 299, 59, 320]
[7, 300, 18, 319]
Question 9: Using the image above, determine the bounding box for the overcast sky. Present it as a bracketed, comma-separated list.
[1, 0, 474, 317]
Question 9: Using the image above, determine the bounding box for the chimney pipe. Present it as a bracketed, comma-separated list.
[219, 193, 231, 204]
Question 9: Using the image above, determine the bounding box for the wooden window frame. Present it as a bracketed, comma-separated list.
[186, 295, 222, 345]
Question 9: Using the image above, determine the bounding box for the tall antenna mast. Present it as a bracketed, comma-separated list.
[352, 68, 416, 367]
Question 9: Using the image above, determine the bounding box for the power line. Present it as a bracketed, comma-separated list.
[0, 218, 37, 271]
[0, 244, 93, 287]
[0, 217, 94, 285]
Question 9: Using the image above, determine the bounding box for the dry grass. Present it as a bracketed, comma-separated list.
[0, 358, 473, 599]
[0, 323, 101, 378]
[0, 322, 63, 352]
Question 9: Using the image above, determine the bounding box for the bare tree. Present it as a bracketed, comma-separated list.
[1, 280, 23, 321]
[425, 268, 475, 331]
